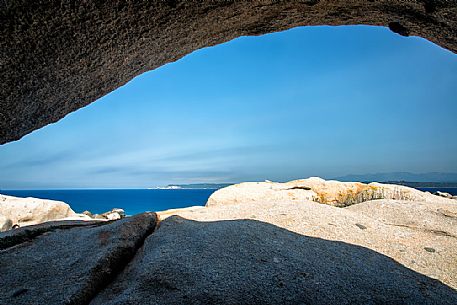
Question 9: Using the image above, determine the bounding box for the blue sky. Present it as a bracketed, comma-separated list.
[1, 25, 456, 189]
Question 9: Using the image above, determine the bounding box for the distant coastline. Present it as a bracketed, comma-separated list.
[371, 181, 457, 188]
[152, 183, 234, 190]
[153, 181, 457, 190]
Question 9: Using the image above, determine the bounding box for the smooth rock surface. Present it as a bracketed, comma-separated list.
[346, 199, 457, 239]
[157, 205, 205, 220]
[163, 198, 457, 290]
[0, 212, 158, 305]
[207, 177, 455, 207]
[0, 194, 77, 227]
[206, 180, 317, 207]
[1, 1, 457, 144]
[91, 215, 457, 305]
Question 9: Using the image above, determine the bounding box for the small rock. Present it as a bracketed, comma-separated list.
[100, 208, 126, 221]
[355, 223, 367, 230]
[111, 208, 125, 218]
[82, 210, 93, 218]
[434, 191, 453, 199]
[105, 212, 121, 221]
[424, 247, 436, 253]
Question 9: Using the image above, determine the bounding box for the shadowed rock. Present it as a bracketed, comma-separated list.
[0, 219, 106, 250]
[91, 217, 457, 305]
[0, 212, 157, 305]
[1, 1, 457, 144]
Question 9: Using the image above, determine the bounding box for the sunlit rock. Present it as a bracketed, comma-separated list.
[207, 177, 455, 207]
[0, 194, 77, 227]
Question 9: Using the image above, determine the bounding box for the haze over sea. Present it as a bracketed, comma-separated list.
[1, 187, 456, 216]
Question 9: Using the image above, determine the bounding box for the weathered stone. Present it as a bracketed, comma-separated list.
[0, 194, 77, 227]
[91, 216, 457, 305]
[0, 214, 12, 232]
[346, 199, 457, 239]
[0, 212, 158, 305]
[1, 1, 457, 144]
[88, 208, 127, 221]
[82, 210, 94, 217]
[111, 208, 126, 218]
[206, 180, 316, 207]
[207, 177, 455, 207]
[101, 208, 126, 220]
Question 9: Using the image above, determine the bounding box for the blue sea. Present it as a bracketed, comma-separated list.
[416, 188, 457, 196]
[0, 187, 455, 216]
[0, 189, 217, 216]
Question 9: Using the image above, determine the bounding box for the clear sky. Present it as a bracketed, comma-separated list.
[1, 25, 456, 189]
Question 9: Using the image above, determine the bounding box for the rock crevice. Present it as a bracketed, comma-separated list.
[0, 212, 158, 305]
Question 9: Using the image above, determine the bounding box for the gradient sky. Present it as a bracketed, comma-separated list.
[1, 25, 456, 189]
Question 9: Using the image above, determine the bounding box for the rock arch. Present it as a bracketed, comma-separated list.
[1, 1, 456, 144]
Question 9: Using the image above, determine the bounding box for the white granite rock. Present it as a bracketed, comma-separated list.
[207, 177, 455, 207]
[0, 194, 77, 227]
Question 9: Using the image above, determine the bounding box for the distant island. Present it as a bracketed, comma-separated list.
[152, 183, 234, 190]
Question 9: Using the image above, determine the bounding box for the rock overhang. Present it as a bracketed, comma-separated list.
[1, 0, 456, 144]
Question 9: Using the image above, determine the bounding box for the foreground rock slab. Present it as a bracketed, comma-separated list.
[0, 212, 157, 305]
[92, 216, 457, 305]
[161, 198, 457, 290]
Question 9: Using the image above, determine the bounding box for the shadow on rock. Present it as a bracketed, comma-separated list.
[92, 216, 457, 305]
[0, 213, 157, 305]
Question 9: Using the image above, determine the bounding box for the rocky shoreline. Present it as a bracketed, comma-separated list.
[0, 194, 126, 232]
[1, 178, 456, 304]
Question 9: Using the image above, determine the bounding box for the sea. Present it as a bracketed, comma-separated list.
[0, 189, 217, 216]
[1, 187, 456, 216]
